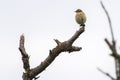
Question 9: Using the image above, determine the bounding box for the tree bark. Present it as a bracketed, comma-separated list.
[19, 26, 85, 80]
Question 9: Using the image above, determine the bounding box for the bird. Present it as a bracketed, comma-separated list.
[75, 9, 86, 26]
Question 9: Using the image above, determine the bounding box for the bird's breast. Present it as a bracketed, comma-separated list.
[75, 12, 86, 24]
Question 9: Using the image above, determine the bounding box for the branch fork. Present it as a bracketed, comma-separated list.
[19, 26, 85, 80]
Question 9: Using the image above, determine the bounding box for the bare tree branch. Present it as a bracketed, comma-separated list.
[19, 34, 30, 73]
[97, 68, 116, 80]
[19, 34, 31, 80]
[19, 26, 85, 80]
[100, 1, 120, 80]
[100, 0, 115, 41]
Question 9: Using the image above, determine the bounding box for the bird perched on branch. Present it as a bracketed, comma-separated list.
[75, 9, 86, 26]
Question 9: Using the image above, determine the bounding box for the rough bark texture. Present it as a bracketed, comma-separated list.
[19, 26, 85, 80]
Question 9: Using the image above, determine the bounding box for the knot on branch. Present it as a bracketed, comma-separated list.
[54, 39, 62, 46]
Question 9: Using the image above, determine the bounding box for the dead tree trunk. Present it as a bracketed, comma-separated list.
[19, 26, 85, 80]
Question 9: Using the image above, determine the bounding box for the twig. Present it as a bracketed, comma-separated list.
[97, 68, 116, 80]
[100, 0, 115, 41]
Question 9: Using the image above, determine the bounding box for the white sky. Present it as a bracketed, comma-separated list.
[0, 0, 120, 80]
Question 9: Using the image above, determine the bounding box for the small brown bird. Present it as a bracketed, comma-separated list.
[75, 9, 86, 26]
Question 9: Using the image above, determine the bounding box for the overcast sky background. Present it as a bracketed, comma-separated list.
[0, 0, 120, 80]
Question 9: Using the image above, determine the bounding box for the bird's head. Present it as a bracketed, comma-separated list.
[75, 9, 82, 13]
